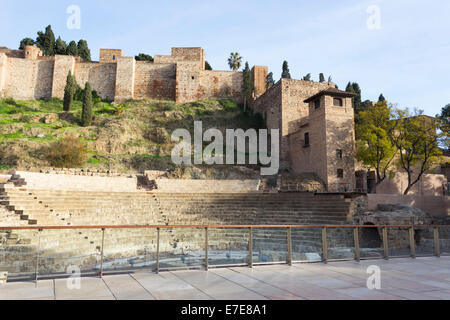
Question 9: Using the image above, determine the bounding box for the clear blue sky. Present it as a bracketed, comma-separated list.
[1, 0, 449, 116]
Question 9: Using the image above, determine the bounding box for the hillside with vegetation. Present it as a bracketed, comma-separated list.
[0, 97, 264, 175]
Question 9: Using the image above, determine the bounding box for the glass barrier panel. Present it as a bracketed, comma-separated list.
[0, 229, 39, 280]
[158, 228, 205, 269]
[207, 227, 249, 266]
[252, 228, 287, 263]
[388, 227, 411, 258]
[291, 227, 322, 262]
[37, 228, 102, 278]
[102, 228, 157, 272]
[414, 227, 435, 256]
[440, 227, 450, 256]
[358, 226, 384, 259]
[327, 227, 354, 260]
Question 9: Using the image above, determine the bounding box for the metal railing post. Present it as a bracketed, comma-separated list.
[35, 229, 42, 285]
[322, 227, 327, 263]
[205, 227, 208, 271]
[287, 227, 292, 266]
[409, 227, 416, 259]
[156, 227, 160, 274]
[382, 227, 389, 260]
[248, 227, 253, 268]
[354, 227, 360, 262]
[99, 228, 105, 278]
[434, 227, 440, 257]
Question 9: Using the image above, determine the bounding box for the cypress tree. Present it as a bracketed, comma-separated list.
[63, 72, 75, 112]
[66, 41, 78, 56]
[352, 82, 362, 113]
[43, 25, 55, 56]
[266, 72, 275, 89]
[35, 31, 46, 51]
[378, 93, 386, 102]
[281, 61, 291, 79]
[302, 73, 311, 81]
[77, 40, 91, 61]
[55, 37, 67, 55]
[319, 73, 325, 83]
[81, 82, 93, 126]
[204, 61, 212, 70]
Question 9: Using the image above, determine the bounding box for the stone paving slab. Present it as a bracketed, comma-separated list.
[0, 257, 448, 300]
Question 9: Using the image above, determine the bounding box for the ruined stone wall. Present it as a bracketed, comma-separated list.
[134, 61, 176, 100]
[74, 62, 117, 99]
[4, 57, 54, 100]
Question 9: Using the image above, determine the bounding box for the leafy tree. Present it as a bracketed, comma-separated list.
[437, 104, 450, 149]
[266, 72, 275, 89]
[66, 41, 78, 56]
[55, 37, 67, 55]
[19, 38, 35, 50]
[43, 25, 55, 56]
[135, 53, 154, 62]
[319, 73, 325, 83]
[205, 61, 212, 70]
[63, 72, 76, 112]
[391, 109, 442, 195]
[356, 101, 397, 186]
[378, 93, 386, 102]
[281, 61, 291, 79]
[81, 82, 93, 126]
[77, 40, 91, 61]
[302, 73, 311, 81]
[228, 52, 242, 71]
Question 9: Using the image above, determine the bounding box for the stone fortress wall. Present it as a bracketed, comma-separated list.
[0, 46, 244, 104]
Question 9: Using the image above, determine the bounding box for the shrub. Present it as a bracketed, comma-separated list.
[219, 99, 237, 112]
[44, 135, 88, 168]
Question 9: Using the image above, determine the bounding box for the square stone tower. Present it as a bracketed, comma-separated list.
[289, 88, 356, 191]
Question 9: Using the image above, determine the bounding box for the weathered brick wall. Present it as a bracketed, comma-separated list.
[323, 96, 355, 191]
[74, 62, 117, 99]
[4, 57, 54, 100]
[175, 61, 201, 103]
[134, 61, 176, 100]
[171, 47, 204, 70]
[51, 55, 75, 99]
[99, 49, 123, 63]
[0, 53, 7, 96]
[114, 57, 135, 102]
[251, 66, 268, 97]
[198, 70, 243, 103]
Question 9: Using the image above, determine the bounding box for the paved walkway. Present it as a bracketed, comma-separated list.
[1, 257, 449, 300]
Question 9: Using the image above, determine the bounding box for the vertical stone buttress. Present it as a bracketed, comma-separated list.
[114, 56, 136, 102]
[51, 55, 76, 99]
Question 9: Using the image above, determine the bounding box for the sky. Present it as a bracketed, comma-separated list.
[1, 0, 449, 116]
